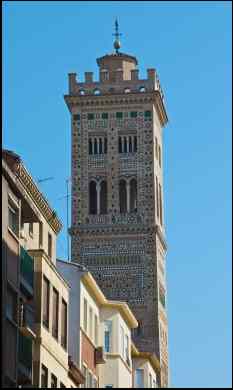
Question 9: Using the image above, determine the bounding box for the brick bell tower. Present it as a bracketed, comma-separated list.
[64, 20, 169, 387]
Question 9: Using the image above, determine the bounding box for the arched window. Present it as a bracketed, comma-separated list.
[104, 138, 107, 154]
[124, 137, 127, 153]
[100, 181, 107, 214]
[129, 137, 132, 153]
[119, 137, 122, 153]
[94, 138, 98, 154]
[99, 138, 103, 154]
[119, 180, 127, 214]
[134, 136, 137, 153]
[89, 181, 97, 215]
[89, 139, 93, 155]
[130, 179, 137, 213]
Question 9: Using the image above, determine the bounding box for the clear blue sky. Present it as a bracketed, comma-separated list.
[3, 1, 232, 388]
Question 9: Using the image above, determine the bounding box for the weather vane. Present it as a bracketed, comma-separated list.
[113, 18, 121, 54]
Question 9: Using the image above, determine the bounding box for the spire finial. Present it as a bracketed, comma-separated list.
[113, 18, 121, 54]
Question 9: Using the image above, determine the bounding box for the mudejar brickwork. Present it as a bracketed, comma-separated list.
[64, 25, 169, 387]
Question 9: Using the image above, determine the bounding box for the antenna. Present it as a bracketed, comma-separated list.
[37, 177, 54, 183]
[57, 178, 72, 262]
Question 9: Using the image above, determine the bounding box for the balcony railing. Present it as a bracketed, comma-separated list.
[20, 247, 34, 297]
[19, 302, 36, 339]
[95, 346, 106, 365]
[86, 214, 110, 224]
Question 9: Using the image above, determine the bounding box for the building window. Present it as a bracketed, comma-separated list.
[134, 136, 137, 152]
[43, 276, 50, 329]
[89, 139, 93, 155]
[156, 177, 159, 219]
[144, 110, 151, 118]
[153, 379, 157, 388]
[123, 137, 127, 153]
[155, 137, 158, 160]
[100, 181, 107, 215]
[39, 222, 43, 247]
[119, 180, 127, 214]
[130, 179, 137, 213]
[41, 365, 48, 388]
[129, 136, 132, 153]
[6, 285, 17, 323]
[89, 307, 93, 340]
[130, 111, 137, 118]
[116, 111, 123, 119]
[159, 183, 163, 226]
[102, 112, 108, 119]
[105, 386, 113, 388]
[94, 138, 98, 154]
[104, 320, 112, 353]
[135, 369, 144, 388]
[82, 365, 87, 388]
[104, 137, 107, 154]
[61, 299, 67, 350]
[93, 377, 98, 388]
[48, 232, 52, 258]
[84, 298, 88, 332]
[52, 288, 59, 340]
[60, 382, 66, 388]
[158, 145, 162, 167]
[120, 326, 124, 358]
[118, 137, 122, 153]
[149, 373, 152, 388]
[125, 334, 130, 364]
[88, 113, 94, 120]
[51, 374, 57, 388]
[29, 222, 33, 237]
[89, 181, 97, 215]
[8, 198, 19, 236]
[88, 371, 93, 388]
[94, 314, 98, 345]
[99, 138, 103, 154]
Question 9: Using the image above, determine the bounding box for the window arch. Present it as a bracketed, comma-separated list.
[139, 86, 146, 92]
[124, 137, 127, 153]
[99, 138, 103, 154]
[79, 89, 85, 96]
[100, 181, 107, 214]
[130, 179, 137, 213]
[119, 137, 122, 153]
[89, 181, 97, 215]
[104, 138, 107, 154]
[89, 139, 93, 155]
[134, 136, 137, 152]
[94, 138, 98, 155]
[129, 137, 132, 153]
[119, 180, 127, 214]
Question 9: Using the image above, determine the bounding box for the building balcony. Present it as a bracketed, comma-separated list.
[88, 154, 107, 169]
[112, 213, 141, 225]
[19, 302, 36, 340]
[20, 246, 34, 298]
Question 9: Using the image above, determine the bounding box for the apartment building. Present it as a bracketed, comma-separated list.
[57, 260, 138, 388]
[2, 150, 83, 388]
[131, 342, 159, 388]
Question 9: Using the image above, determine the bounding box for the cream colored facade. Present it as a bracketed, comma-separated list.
[99, 305, 137, 388]
[29, 249, 71, 388]
[132, 343, 160, 388]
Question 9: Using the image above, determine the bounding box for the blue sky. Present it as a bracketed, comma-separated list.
[3, 1, 232, 388]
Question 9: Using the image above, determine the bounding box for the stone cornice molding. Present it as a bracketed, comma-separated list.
[155, 224, 167, 251]
[64, 91, 168, 127]
[2, 155, 62, 235]
[17, 164, 62, 234]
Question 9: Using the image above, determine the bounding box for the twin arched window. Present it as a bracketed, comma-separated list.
[89, 138, 107, 155]
[89, 180, 107, 215]
[89, 178, 137, 216]
[119, 178, 137, 214]
[119, 136, 137, 154]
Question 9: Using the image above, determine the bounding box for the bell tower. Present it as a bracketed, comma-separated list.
[64, 21, 169, 387]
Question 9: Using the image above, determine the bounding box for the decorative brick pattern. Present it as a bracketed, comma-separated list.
[66, 53, 169, 387]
